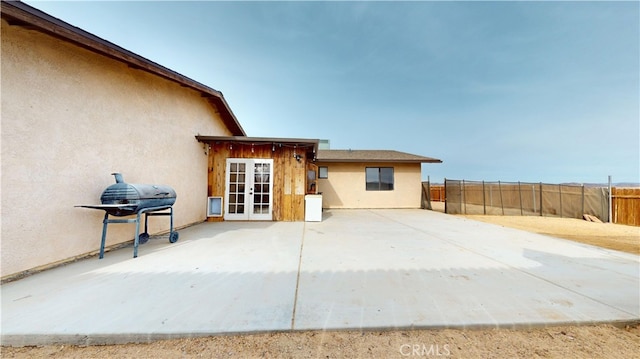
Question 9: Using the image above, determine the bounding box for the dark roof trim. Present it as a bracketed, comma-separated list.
[1, 0, 245, 136]
[196, 135, 320, 154]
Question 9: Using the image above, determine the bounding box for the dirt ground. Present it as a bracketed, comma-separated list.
[462, 212, 640, 255]
[431, 201, 639, 255]
[3, 209, 639, 358]
[2, 324, 639, 359]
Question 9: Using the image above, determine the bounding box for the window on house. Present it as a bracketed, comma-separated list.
[319, 166, 328, 179]
[366, 167, 394, 191]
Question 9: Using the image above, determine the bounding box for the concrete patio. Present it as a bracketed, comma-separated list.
[1, 209, 638, 346]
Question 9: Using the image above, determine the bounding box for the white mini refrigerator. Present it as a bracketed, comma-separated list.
[304, 194, 323, 222]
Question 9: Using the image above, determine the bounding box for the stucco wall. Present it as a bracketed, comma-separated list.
[316, 162, 422, 208]
[1, 20, 232, 277]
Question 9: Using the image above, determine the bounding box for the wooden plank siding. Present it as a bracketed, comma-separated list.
[612, 188, 640, 226]
[206, 142, 313, 221]
[429, 185, 446, 202]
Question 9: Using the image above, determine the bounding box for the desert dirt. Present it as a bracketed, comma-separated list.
[462, 212, 640, 255]
[3, 207, 639, 358]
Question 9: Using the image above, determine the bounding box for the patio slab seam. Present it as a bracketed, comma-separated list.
[290, 222, 307, 330]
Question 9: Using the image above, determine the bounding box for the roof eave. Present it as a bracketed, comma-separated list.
[196, 135, 319, 144]
[196, 135, 320, 154]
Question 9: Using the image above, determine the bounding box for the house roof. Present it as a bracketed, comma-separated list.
[316, 150, 442, 164]
[1, 0, 245, 136]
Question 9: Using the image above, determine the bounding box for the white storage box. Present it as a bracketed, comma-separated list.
[304, 194, 323, 222]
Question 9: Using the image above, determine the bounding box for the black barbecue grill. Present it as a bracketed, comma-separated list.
[77, 173, 179, 258]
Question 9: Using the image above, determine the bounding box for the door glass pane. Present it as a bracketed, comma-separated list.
[228, 161, 249, 217]
[257, 164, 270, 184]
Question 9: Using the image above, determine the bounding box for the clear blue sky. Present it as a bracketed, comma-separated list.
[25, 1, 639, 184]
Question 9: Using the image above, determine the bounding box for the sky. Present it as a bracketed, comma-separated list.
[24, 1, 639, 184]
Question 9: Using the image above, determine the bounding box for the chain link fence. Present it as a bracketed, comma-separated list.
[442, 179, 609, 221]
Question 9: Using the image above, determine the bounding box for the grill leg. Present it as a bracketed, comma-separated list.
[170, 207, 174, 234]
[133, 212, 141, 258]
[168, 207, 179, 243]
[100, 212, 109, 259]
[144, 212, 149, 234]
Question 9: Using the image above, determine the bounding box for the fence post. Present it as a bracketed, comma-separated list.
[519, 181, 523, 216]
[581, 184, 585, 218]
[444, 178, 448, 214]
[482, 180, 486, 215]
[422, 179, 432, 210]
[428, 179, 432, 210]
[499, 181, 504, 215]
[539, 182, 543, 217]
[427, 177, 432, 210]
[608, 175, 612, 223]
[462, 179, 467, 214]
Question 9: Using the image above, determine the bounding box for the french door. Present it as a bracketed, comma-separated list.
[224, 159, 273, 221]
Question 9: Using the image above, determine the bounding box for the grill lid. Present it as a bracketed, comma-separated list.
[76, 173, 177, 217]
[100, 183, 176, 204]
[100, 173, 176, 203]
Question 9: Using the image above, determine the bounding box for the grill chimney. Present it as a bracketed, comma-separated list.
[112, 173, 124, 183]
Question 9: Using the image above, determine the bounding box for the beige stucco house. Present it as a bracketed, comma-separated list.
[316, 150, 441, 208]
[1, 1, 442, 280]
[1, 1, 245, 279]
